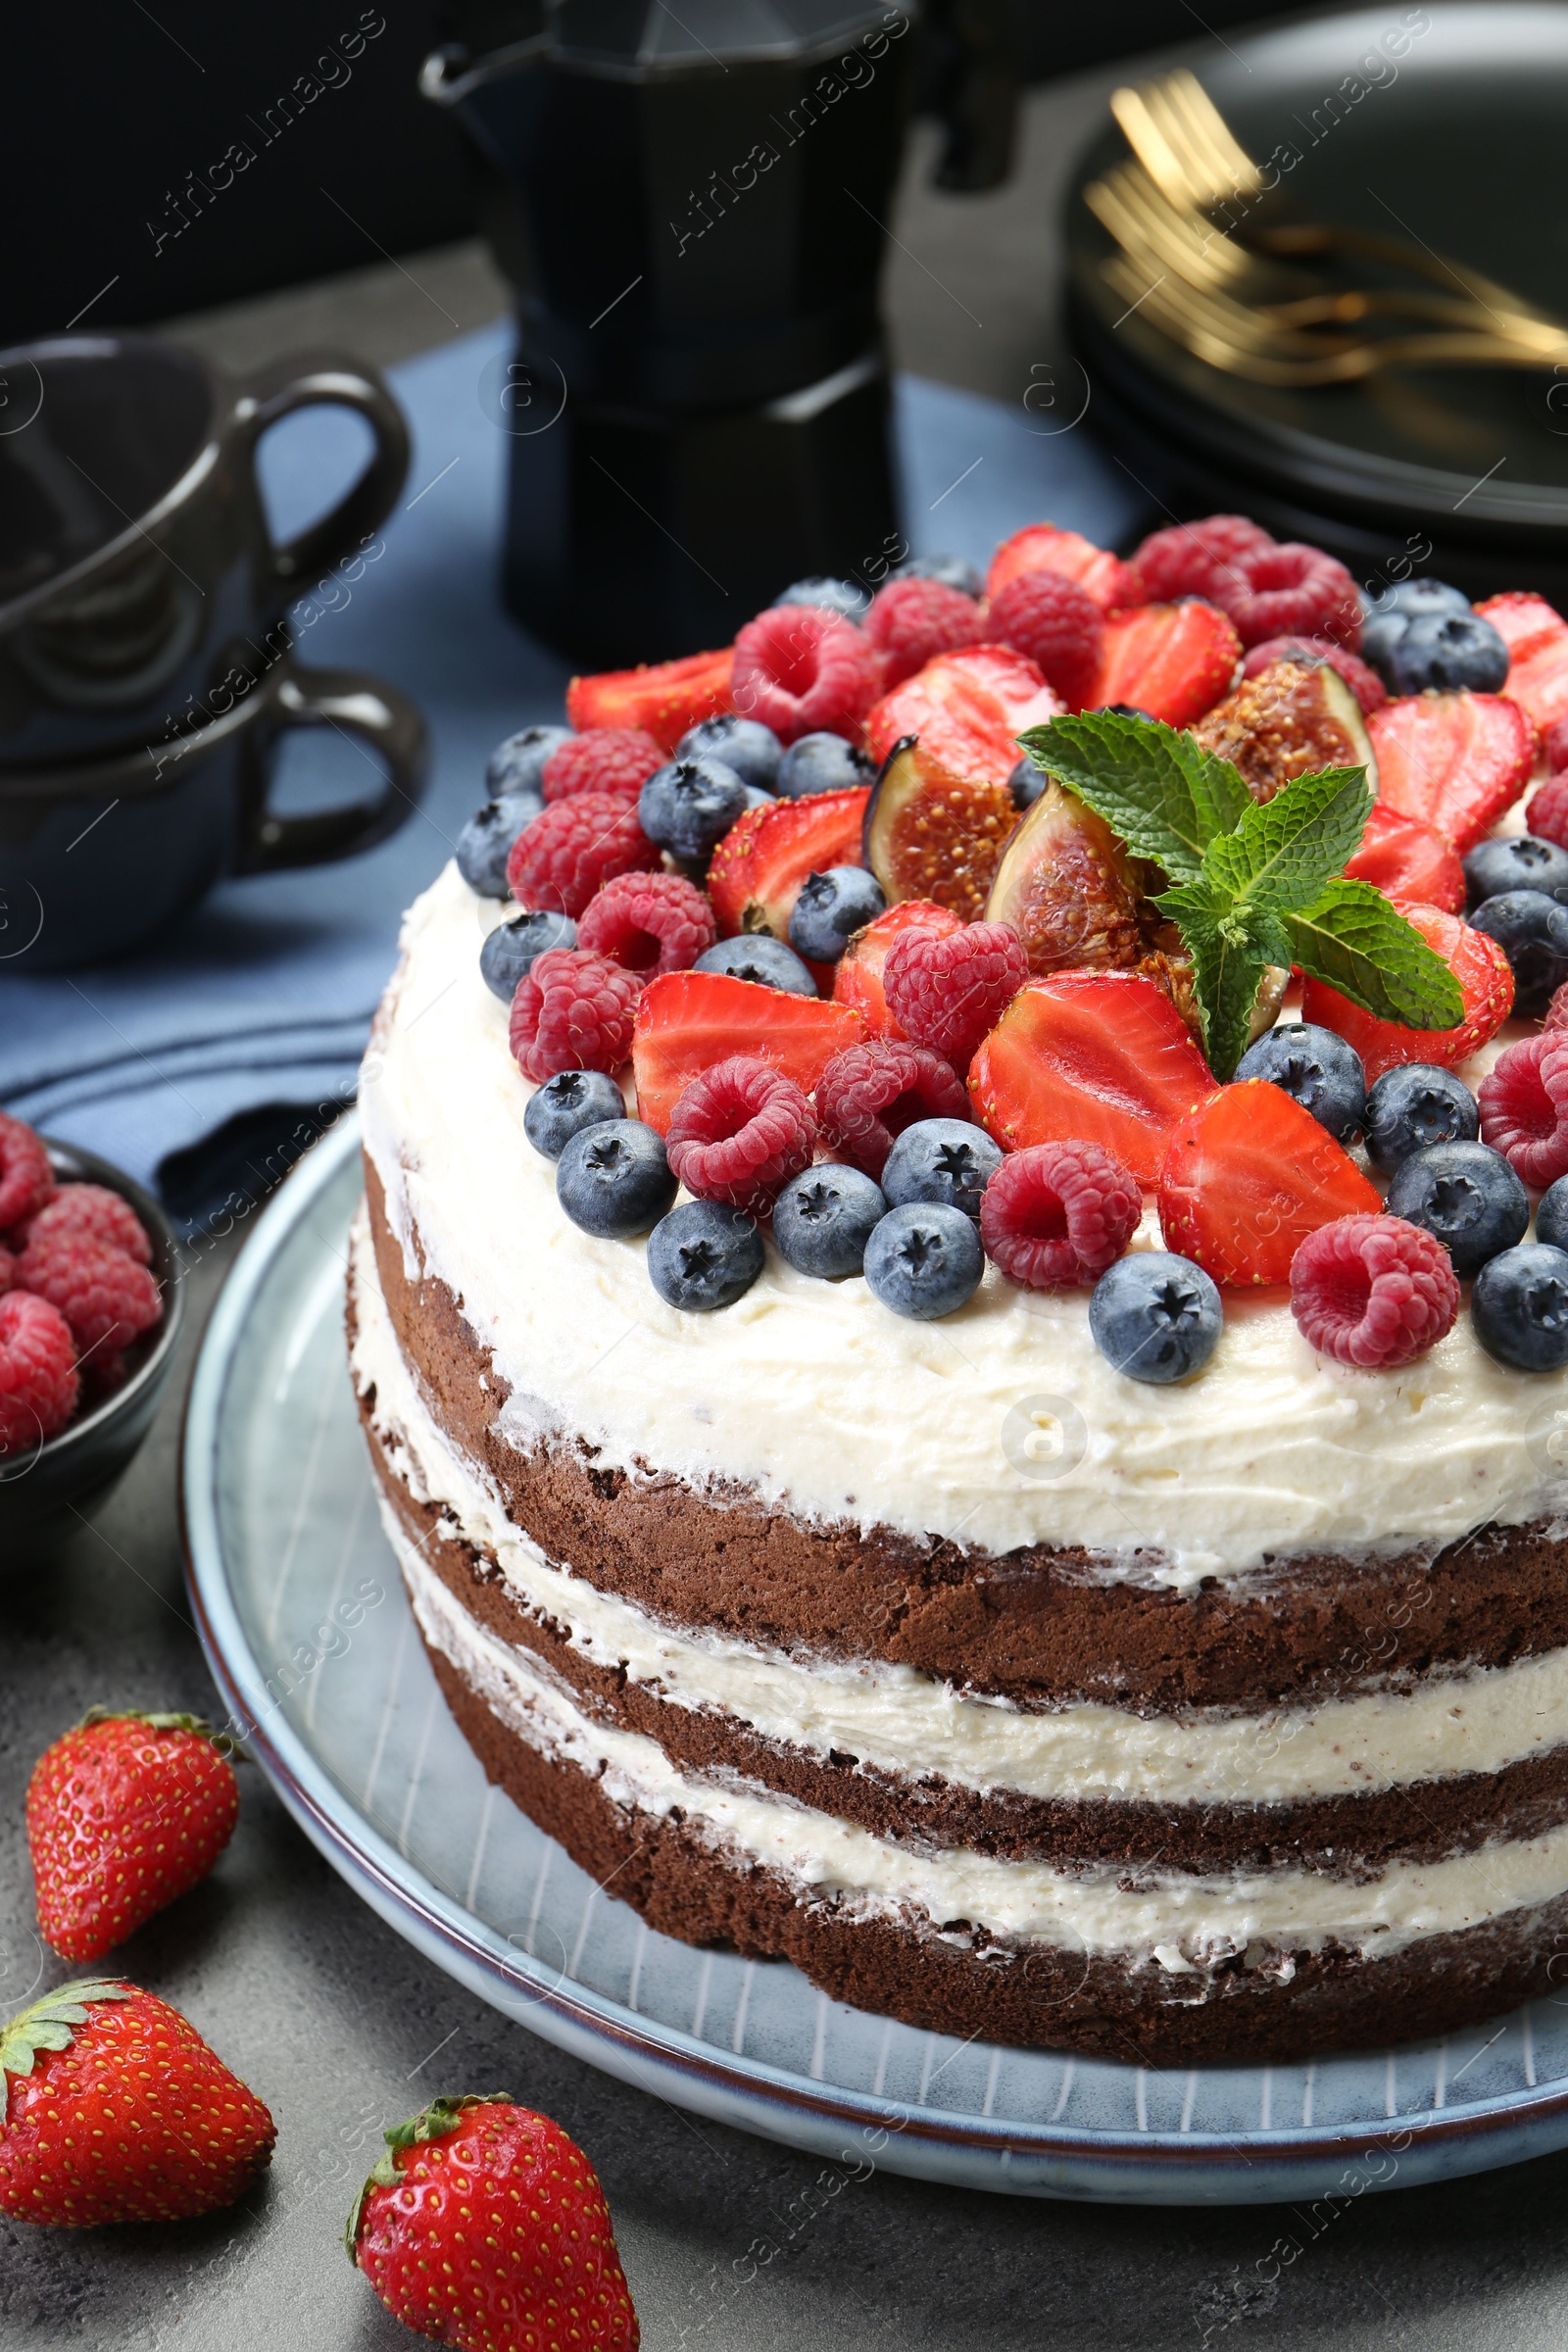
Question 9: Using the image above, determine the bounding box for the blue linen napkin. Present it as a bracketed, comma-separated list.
[0, 321, 1152, 1225]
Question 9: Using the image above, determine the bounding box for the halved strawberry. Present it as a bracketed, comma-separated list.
[1366, 690, 1535, 853]
[1085, 601, 1241, 727]
[632, 971, 863, 1132]
[862, 645, 1063, 768]
[1158, 1082, 1381, 1288]
[1299, 901, 1514, 1082]
[1476, 591, 1568, 735]
[565, 649, 734, 752]
[1344, 802, 1464, 915]
[833, 900, 964, 1038]
[967, 971, 1217, 1186]
[706, 788, 870, 939]
[985, 523, 1136, 614]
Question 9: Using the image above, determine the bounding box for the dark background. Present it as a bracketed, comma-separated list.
[5, 1, 1298, 343]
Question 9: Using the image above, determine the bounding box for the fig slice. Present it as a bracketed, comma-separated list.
[1191, 658, 1377, 805]
[983, 777, 1146, 975]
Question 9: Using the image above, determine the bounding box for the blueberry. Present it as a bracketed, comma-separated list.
[1386, 1141, 1529, 1276]
[775, 732, 876, 799]
[1468, 890, 1568, 1013]
[557, 1118, 675, 1238]
[741, 783, 775, 810]
[880, 1118, 1001, 1222]
[692, 936, 817, 995]
[637, 757, 749, 861]
[1463, 835, 1568, 909]
[480, 909, 576, 1004]
[1088, 1250, 1222, 1384]
[1103, 703, 1160, 724]
[647, 1199, 764, 1309]
[1009, 756, 1047, 811]
[863, 1202, 984, 1318]
[774, 1166, 887, 1279]
[456, 793, 542, 897]
[1471, 1243, 1568, 1373]
[1235, 1022, 1365, 1142]
[788, 866, 886, 962]
[1391, 612, 1510, 695]
[1363, 1063, 1478, 1171]
[484, 723, 573, 798]
[1357, 608, 1410, 681]
[523, 1068, 623, 1160]
[1538, 1176, 1568, 1253]
[1359, 579, 1470, 682]
[676, 713, 782, 793]
[893, 554, 983, 599]
[772, 576, 867, 623]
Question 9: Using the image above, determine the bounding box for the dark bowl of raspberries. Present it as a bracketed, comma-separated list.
[0, 1113, 182, 1539]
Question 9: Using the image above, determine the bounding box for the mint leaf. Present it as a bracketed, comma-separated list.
[1285, 878, 1466, 1028]
[1202, 765, 1373, 916]
[1020, 712, 1250, 882]
[1157, 881, 1268, 1079]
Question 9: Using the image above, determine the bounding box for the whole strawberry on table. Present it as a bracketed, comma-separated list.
[456, 519, 1568, 1382]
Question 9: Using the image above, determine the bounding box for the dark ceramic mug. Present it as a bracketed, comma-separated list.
[0, 332, 410, 768]
[0, 651, 427, 972]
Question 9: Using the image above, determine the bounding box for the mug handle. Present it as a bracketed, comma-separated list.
[233, 354, 412, 589]
[233, 662, 429, 875]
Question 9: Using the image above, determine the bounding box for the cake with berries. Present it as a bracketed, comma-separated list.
[352, 523, 1568, 2067]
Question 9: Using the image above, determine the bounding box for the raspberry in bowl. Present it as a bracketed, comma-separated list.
[0, 1121, 181, 1541]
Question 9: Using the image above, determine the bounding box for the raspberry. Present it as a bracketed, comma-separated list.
[506, 792, 659, 919]
[1290, 1213, 1459, 1368]
[882, 920, 1029, 1071]
[1526, 774, 1568, 852]
[0, 1290, 78, 1455]
[508, 948, 642, 1085]
[1479, 1033, 1568, 1188]
[1213, 542, 1362, 652]
[812, 1041, 967, 1178]
[730, 607, 882, 746]
[862, 578, 983, 688]
[1241, 634, 1387, 713]
[0, 1114, 55, 1234]
[1547, 718, 1568, 776]
[577, 870, 715, 975]
[665, 1055, 816, 1216]
[0, 1246, 14, 1292]
[979, 1141, 1142, 1290]
[541, 728, 664, 805]
[987, 570, 1104, 709]
[1126, 514, 1273, 606]
[21, 1183, 153, 1265]
[16, 1234, 163, 1363]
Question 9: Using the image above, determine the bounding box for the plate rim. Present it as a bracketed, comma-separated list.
[180, 1112, 1568, 2200]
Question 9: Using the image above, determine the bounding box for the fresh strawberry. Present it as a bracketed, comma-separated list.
[833, 900, 965, 1037]
[1344, 802, 1465, 914]
[862, 644, 1061, 768]
[1367, 690, 1536, 852]
[632, 971, 863, 1133]
[1084, 600, 1241, 727]
[985, 523, 1135, 613]
[26, 1709, 240, 1962]
[1475, 591, 1568, 734]
[565, 649, 734, 752]
[348, 2094, 637, 2351]
[1158, 1081, 1381, 1288]
[967, 972, 1217, 1186]
[706, 787, 869, 939]
[1299, 902, 1514, 1082]
[0, 1979, 274, 2224]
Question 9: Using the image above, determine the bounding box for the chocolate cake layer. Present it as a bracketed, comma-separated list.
[366, 1158, 1568, 1716]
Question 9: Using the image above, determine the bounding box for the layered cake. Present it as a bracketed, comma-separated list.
[351, 524, 1568, 2064]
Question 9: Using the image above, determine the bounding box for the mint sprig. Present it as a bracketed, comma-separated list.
[1017, 711, 1465, 1080]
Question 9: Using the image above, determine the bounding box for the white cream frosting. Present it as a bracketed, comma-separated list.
[358, 860, 1568, 1587]
[397, 1518, 1568, 1966]
[352, 1209, 1568, 1811]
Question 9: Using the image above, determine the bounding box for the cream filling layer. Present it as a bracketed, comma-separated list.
[396, 1517, 1568, 1965]
[352, 1210, 1568, 1811]
[360, 861, 1568, 1587]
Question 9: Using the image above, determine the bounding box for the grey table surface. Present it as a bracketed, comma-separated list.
[11, 30, 1568, 2346]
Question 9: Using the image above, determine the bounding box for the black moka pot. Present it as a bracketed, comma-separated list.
[423, 1, 924, 665]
